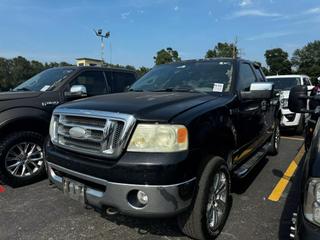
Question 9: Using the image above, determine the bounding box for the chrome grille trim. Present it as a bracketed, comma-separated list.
[51, 108, 136, 158]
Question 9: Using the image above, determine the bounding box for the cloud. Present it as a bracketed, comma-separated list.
[231, 9, 281, 18]
[174, 6, 179, 11]
[239, 0, 252, 7]
[304, 7, 320, 14]
[246, 31, 295, 41]
[121, 11, 130, 19]
[208, 10, 213, 16]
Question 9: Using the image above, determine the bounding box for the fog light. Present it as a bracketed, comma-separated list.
[137, 190, 148, 205]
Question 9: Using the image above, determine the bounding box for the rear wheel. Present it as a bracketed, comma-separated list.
[269, 120, 280, 156]
[0, 131, 46, 186]
[178, 156, 231, 239]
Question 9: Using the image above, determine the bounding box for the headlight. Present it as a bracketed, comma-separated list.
[127, 124, 188, 152]
[304, 179, 320, 226]
[49, 115, 58, 143]
[280, 98, 289, 108]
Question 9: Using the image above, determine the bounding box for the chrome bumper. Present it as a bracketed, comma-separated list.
[47, 162, 196, 217]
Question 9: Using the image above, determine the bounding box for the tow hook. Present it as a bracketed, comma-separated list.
[106, 207, 119, 215]
[290, 212, 297, 239]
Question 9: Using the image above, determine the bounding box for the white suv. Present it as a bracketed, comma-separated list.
[266, 75, 313, 133]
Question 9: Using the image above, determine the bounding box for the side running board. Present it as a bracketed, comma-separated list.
[233, 143, 270, 178]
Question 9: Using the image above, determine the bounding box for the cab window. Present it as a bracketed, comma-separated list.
[70, 71, 107, 96]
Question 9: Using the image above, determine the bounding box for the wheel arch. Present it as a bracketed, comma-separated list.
[0, 108, 50, 137]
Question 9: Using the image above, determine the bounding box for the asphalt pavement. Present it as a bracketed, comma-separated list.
[0, 137, 304, 240]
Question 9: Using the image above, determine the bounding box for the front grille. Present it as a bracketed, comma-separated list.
[51, 108, 136, 158]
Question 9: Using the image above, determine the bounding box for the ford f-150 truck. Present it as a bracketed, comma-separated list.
[0, 66, 136, 186]
[288, 85, 320, 239]
[45, 58, 280, 239]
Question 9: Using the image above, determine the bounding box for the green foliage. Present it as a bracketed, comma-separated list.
[0, 56, 73, 91]
[264, 48, 292, 75]
[154, 47, 181, 65]
[292, 40, 320, 83]
[205, 42, 238, 58]
[137, 66, 150, 78]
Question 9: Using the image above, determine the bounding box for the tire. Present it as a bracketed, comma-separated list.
[296, 115, 305, 135]
[0, 131, 46, 187]
[177, 156, 231, 240]
[269, 120, 280, 156]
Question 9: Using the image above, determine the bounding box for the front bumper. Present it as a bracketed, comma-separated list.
[296, 208, 320, 240]
[47, 162, 196, 217]
[281, 108, 301, 128]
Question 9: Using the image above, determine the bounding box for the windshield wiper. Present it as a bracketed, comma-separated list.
[151, 88, 202, 93]
[14, 87, 31, 91]
[128, 88, 144, 92]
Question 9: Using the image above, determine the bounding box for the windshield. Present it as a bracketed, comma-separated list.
[267, 77, 300, 90]
[130, 61, 233, 93]
[14, 68, 75, 91]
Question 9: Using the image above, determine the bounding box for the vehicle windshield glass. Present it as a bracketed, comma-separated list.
[13, 68, 75, 92]
[130, 61, 233, 93]
[267, 77, 300, 90]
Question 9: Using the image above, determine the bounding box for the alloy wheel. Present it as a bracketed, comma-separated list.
[206, 170, 228, 232]
[5, 142, 44, 178]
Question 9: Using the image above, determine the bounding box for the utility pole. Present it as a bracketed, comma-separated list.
[93, 29, 110, 64]
[233, 36, 238, 59]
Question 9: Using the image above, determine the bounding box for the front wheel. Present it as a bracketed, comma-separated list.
[177, 156, 231, 240]
[0, 131, 46, 186]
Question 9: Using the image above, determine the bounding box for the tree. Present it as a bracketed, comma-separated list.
[264, 48, 292, 75]
[154, 47, 181, 65]
[137, 66, 150, 77]
[0, 56, 73, 91]
[205, 42, 238, 58]
[292, 40, 320, 83]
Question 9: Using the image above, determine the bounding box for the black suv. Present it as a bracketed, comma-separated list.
[0, 66, 136, 186]
[45, 58, 280, 239]
[289, 86, 320, 239]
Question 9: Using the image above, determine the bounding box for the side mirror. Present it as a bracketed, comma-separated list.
[240, 82, 274, 100]
[288, 85, 308, 113]
[65, 85, 87, 99]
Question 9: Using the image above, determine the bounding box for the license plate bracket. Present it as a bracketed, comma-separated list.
[63, 177, 86, 204]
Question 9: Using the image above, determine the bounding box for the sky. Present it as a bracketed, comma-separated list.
[0, 0, 319, 68]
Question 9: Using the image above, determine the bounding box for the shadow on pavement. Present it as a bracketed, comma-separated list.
[278, 153, 305, 240]
[100, 213, 185, 238]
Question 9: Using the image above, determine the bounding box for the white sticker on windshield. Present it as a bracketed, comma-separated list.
[213, 83, 224, 92]
[40, 85, 50, 92]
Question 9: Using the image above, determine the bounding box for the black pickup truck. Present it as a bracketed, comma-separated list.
[0, 66, 136, 186]
[45, 58, 280, 239]
[289, 86, 320, 239]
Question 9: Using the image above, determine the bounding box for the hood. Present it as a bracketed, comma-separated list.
[0, 91, 43, 101]
[59, 92, 218, 122]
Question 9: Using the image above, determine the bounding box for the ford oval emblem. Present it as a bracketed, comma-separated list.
[69, 127, 86, 139]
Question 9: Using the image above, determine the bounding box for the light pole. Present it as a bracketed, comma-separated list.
[94, 29, 110, 64]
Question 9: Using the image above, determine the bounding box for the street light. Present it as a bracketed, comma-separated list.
[94, 29, 110, 64]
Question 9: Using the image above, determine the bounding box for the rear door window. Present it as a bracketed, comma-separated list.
[108, 72, 136, 93]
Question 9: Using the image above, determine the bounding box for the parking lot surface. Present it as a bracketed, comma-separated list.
[0, 137, 303, 240]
